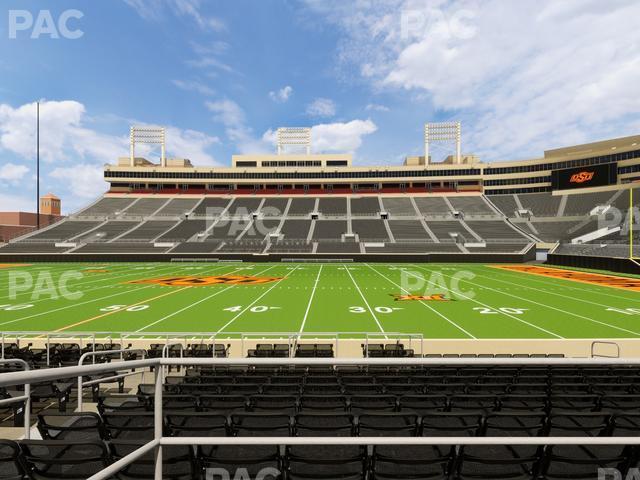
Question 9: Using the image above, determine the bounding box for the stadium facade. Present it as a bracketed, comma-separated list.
[1, 126, 639, 271]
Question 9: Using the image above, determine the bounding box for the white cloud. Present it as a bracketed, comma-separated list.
[306, 98, 337, 117]
[206, 99, 269, 154]
[262, 119, 377, 154]
[0, 163, 29, 182]
[171, 79, 215, 96]
[365, 103, 390, 112]
[50, 164, 107, 200]
[269, 86, 293, 103]
[124, 0, 226, 32]
[303, 0, 640, 160]
[311, 119, 377, 153]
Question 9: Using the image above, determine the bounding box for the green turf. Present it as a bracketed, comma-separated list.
[1, 262, 640, 339]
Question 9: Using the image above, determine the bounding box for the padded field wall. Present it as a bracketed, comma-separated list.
[547, 253, 640, 275]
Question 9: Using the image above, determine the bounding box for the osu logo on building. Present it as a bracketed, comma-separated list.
[569, 171, 595, 183]
[392, 293, 450, 301]
[128, 275, 284, 286]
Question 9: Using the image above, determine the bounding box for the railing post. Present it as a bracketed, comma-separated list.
[23, 379, 30, 439]
[154, 365, 163, 480]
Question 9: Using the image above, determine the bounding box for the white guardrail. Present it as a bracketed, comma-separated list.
[2, 357, 640, 480]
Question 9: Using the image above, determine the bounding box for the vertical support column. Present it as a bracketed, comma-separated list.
[424, 123, 430, 166]
[456, 121, 461, 164]
[154, 364, 163, 480]
[130, 126, 135, 167]
[161, 129, 166, 168]
[630, 187, 634, 259]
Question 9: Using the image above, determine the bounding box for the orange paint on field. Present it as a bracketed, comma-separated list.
[0, 264, 31, 268]
[127, 275, 284, 286]
[491, 264, 640, 292]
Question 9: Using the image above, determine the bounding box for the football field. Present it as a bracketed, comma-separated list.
[1, 262, 640, 339]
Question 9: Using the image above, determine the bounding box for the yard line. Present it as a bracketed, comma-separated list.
[476, 269, 634, 311]
[0, 284, 156, 327]
[401, 266, 564, 339]
[298, 264, 323, 335]
[0, 262, 203, 301]
[343, 264, 386, 337]
[488, 267, 640, 305]
[413, 264, 640, 338]
[135, 266, 248, 332]
[215, 265, 294, 334]
[366, 263, 475, 339]
[53, 286, 193, 333]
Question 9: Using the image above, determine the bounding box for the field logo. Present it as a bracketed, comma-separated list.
[128, 275, 284, 286]
[569, 171, 595, 183]
[392, 293, 451, 301]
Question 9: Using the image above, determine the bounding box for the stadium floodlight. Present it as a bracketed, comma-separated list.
[424, 121, 461, 165]
[277, 127, 311, 155]
[130, 126, 166, 167]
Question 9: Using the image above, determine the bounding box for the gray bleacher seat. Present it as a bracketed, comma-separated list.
[426, 220, 471, 241]
[154, 198, 200, 216]
[169, 241, 222, 253]
[191, 198, 231, 217]
[563, 191, 617, 216]
[157, 220, 207, 242]
[74, 221, 137, 242]
[381, 198, 417, 216]
[388, 220, 429, 240]
[122, 198, 167, 216]
[517, 193, 561, 217]
[241, 219, 281, 240]
[313, 221, 347, 239]
[352, 219, 389, 241]
[76, 198, 135, 217]
[350, 197, 380, 216]
[316, 242, 360, 253]
[228, 198, 262, 216]
[118, 221, 179, 241]
[414, 197, 451, 216]
[365, 243, 460, 253]
[288, 198, 317, 216]
[74, 243, 170, 253]
[448, 196, 494, 215]
[318, 198, 347, 216]
[260, 198, 289, 216]
[465, 220, 530, 241]
[0, 243, 72, 253]
[488, 195, 519, 218]
[280, 220, 311, 239]
[25, 220, 101, 241]
[529, 220, 584, 242]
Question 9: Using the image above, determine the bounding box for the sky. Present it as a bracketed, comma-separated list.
[0, 0, 639, 213]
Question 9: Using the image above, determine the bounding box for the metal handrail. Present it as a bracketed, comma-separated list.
[1, 356, 640, 480]
[161, 341, 184, 381]
[0, 359, 30, 438]
[76, 348, 146, 412]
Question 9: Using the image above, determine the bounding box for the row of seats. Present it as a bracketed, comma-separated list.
[3, 438, 637, 480]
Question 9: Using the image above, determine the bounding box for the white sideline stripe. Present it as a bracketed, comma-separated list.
[215, 265, 287, 334]
[366, 263, 476, 339]
[454, 269, 640, 337]
[405, 266, 564, 339]
[489, 267, 640, 305]
[298, 264, 323, 334]
[343, 263, 386, 337]
[0, 263, 222, 327]
[135, 266, 247, 332]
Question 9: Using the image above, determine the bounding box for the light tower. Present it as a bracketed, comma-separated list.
[130, 126, 166, 167]
[276, 127, 311, 155]
[424, 121, 461, 165]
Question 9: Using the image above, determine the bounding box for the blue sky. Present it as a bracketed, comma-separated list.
[0, 0, 639, 213]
